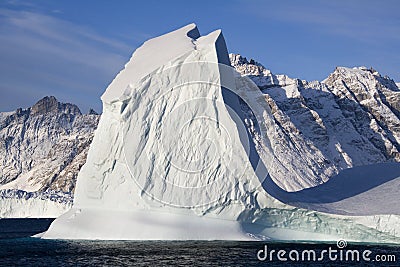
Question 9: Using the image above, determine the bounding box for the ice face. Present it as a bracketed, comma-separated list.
[69, 25, 268, 217]
[42, 24, 400, 243]
[101, 23, 200, 103]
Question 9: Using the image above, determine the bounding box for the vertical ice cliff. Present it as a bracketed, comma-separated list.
[43, 24, 271, 240]
[43, 24, 400, 242]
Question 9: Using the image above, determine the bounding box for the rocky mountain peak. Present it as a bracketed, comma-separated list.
[0, 96, 99, 192]
[324, 66, 399, 92]
[229, 53, 267, 76]
[357, 66, 379, 74]
[88, 108, 98, 115]
[230, 53, 261, 66]
[229, 53, 297, 89]
[30, 96, 81, 116]
[229, 54, 400, 191]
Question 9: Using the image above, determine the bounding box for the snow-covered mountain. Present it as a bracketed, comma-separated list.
[230, 54, 400, 191]
[1, 56, 399, 220]
[0, 189, 73, 218]
[0, 96, 99, 217]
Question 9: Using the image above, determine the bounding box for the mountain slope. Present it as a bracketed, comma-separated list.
[230, 54, 400, 191]
[0, 96, 99, 193]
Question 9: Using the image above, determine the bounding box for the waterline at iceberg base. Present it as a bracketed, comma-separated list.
[41, 24, 400, 243]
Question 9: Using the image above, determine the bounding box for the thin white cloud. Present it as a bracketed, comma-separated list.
[0, 8, 132, 56]
[4, 0, 36, 8]
[0, 8, 139, 112]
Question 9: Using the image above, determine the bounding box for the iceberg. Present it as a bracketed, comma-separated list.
[42, 24, 400, 243]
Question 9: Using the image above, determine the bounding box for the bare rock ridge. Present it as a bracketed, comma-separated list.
[30, 96, 82, 116]
[0, 96, 99, 194]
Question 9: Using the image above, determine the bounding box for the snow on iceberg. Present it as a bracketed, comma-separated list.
[42, 24, 400, 243]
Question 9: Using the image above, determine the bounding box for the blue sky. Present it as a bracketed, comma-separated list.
[0, 0, 399, 113]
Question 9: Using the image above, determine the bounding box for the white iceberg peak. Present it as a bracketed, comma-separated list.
[101, 23, 200, 103]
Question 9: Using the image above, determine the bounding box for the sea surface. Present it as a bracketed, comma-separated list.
[0, 219, 398, 266]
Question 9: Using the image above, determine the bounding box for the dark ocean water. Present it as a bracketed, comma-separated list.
[0, 219, 398, 266]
